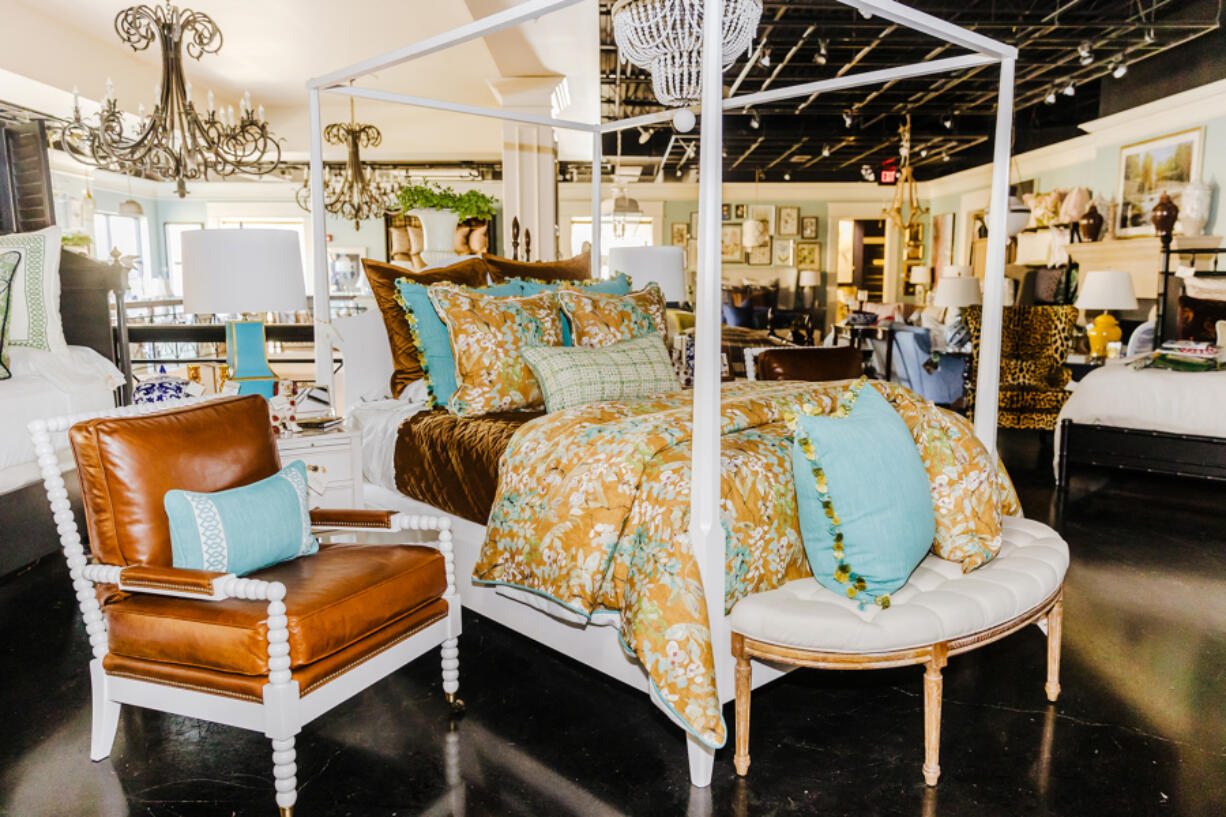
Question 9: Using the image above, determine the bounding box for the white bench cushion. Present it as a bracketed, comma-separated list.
[729, 517, 1069, 654]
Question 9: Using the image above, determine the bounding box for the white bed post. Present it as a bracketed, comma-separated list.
[591, 129, 603, 277]
[686, 0, 725, 788]
[308, 87, 333, 401]
[972, 56, 1016, 453]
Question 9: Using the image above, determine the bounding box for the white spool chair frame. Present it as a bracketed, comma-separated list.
[30, 397, 462, 817]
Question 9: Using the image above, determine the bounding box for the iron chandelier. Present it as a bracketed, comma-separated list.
[62, 2, 281, 198]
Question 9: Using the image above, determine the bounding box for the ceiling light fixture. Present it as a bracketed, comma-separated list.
[814, 38, 829, 65]
[611, 0, 763, 107]
[860, 163, 875, 182]
[942, 152, 950, 162]
[637, 126, 652, 144]
[1111, 58, 1129, 79]
[884, 115, 928, 239]
[783, 171, 792, 181]
[759, 48, 772, 68]
[821, 144, 831, 157]
[1144, 28, 1156, 43]
[919, 147, 927, 157]
[1044, 87, 1058, 105]
[61, 2, 281, 198]
[940, 113, 954, 129]
[749, 110, 761, 129]
[1062, 80, 1076, 96]
[1077, 40, 1094, 66]
[842, 110, 854, 128]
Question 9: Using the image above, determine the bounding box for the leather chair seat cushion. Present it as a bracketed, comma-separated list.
[755, 346, 863, 382]
[103, 596, 449, 702]
[729, 517, 1068, 653]
[105, 543, 446, 676]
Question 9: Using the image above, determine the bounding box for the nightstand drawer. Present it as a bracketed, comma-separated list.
[287, 448, 354, 484]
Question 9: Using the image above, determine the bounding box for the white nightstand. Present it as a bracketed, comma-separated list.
[275, 426, 363, 509]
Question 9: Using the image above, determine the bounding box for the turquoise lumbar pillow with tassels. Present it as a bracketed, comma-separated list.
[790, 379, 935, 609]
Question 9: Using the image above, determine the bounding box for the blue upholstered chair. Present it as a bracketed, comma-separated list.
[891, 325, 965, 406]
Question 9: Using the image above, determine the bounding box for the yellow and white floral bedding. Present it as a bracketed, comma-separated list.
[474, 379, 1017, 749]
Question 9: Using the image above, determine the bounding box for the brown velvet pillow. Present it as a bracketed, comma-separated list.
[1178, 294, 1226, 342]
[362, 257, 487, 397]
[482, 252, 591, 284]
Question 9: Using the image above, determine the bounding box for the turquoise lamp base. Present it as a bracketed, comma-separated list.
[226, 320, 278, 399]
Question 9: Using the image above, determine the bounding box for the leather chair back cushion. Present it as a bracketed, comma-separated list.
[756, 346, 863, 382]
[69, 396, 281, 567]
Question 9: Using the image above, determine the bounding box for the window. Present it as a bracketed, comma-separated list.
[570, 216, 654, 274]
[164, 222, 203, 297]
[94, 212, 154, 297]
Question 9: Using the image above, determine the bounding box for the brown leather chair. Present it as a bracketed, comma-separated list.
[751, 345, 864, 382]
[41, 396, 461, 817]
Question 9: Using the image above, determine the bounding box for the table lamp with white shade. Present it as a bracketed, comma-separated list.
[797, 268, 821, 309]
[933, 275, 982, 309]
[182, 229, 307, 398]
[1075, 269, 1137, 359]
[607, 246, 687, 305]
[908, 265, 932, 303]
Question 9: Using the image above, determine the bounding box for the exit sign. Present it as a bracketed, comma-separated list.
[878, 158, 899, 186]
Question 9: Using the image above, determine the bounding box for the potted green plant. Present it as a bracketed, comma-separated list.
[61, 231, 93, 255]
[396, 182, 497, 265]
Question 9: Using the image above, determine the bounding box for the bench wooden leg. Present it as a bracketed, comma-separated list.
[733, 633, 751, 777]
[922, 643, 948, 787]
[1045, 594, 1064, 702]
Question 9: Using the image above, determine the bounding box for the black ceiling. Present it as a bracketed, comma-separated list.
[598, 0, 1222, 183]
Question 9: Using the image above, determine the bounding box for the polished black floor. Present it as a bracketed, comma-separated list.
[3, 430, 1225, 816]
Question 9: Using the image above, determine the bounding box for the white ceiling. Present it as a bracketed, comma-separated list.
[4, 0, 599, 161]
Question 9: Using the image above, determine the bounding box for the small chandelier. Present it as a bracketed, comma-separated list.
[612, 0, 763, 106]
[61, 2, 281, 198]
[296, 95, 398, 230]
[601, 185, 643, 239]
[884, 115, 929, 240]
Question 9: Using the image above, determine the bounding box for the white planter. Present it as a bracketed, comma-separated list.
[1180, 182, 1213, 237]
[409, 208, 460, 268]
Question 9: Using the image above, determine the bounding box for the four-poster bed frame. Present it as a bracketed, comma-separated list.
[307, 0, 1018, 786]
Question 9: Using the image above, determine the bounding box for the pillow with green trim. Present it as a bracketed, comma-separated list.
[790, 380, 935, 608]
[0, 251, 21, 380]
[521, 335, 679, 412]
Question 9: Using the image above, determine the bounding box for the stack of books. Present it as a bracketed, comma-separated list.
[1137, 341, 1224, 372]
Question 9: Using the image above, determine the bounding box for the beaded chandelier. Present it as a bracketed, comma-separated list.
[611, 0, 763, 106]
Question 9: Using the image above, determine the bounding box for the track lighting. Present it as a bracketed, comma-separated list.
[940, 112, 954, 129]
[1077, 40, 1094, 66]
[842, 110, 853, 128]
[821, 143, 831, 157]
[860, 163, 875, 181]
[1144, 28, 1156, 43]
[1062, 80, 1076, 97]
[783, 171, 792, 181]
[675, 167, 683, 178]
[637, 127, 651, 145]
[919, 147, 927, 158]
[1111, 58, 1128, 79]
[759, 48, 772, 68]
[1044, 87, 1057, 105]
[814, 38, 828, 65]
[749, 110, 761, 129]
[942, 152, 950, 162]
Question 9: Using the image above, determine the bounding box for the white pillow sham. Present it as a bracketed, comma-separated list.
[0, 225, 66, 354]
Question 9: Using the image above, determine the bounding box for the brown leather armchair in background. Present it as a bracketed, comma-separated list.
[751, 345, 864, 382]
[50, 396, 461, 817]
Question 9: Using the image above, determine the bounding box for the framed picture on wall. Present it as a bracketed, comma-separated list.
[779, 206, 800, 236]
[721, 204, 732, 221]
[720, 223, 743, 262]
[747, 204, 776, 236]
[1116, 127, 1204, 237]
[734, 204, 747, 219]
[327, 246, 369, 295]
[671, 222, 689, 247]
[932, 212, 955, 278]
[801, 216, 818, 239]
[747, 241, 772, 266]
[773, 238, 794, 266]
[796, 241, 821, 268]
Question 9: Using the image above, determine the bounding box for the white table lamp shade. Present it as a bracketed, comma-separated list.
[797, 268, 821, 288]
[182, 229, 307, 314]
[908, 265, 932, 286]
[933, 275, 982, 308]
[946, 264, 973, 278]
[607, 246, 687, 302]
[1075, 269, 1137, 311]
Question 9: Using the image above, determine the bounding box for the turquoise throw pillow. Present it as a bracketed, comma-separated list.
[395, 279, 521, 408]
[516, 273, 631, 346]
[791, 382, 935, 608]
[164, 460, 319, 576]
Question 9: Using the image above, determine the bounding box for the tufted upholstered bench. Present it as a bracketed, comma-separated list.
[729, 516, 1069, 785]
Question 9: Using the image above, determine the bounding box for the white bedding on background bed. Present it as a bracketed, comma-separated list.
[0, 346, 123, 493]
[346, 379, 429, 492]
[1056, 357, 1226, 474]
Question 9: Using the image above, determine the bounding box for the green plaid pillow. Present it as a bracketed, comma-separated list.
[520, 335, 680, 413]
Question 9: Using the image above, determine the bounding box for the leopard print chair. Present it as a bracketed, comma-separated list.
[964, 305, 1078, 431]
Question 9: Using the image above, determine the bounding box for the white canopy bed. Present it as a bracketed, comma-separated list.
[306, 0, 1019, 787]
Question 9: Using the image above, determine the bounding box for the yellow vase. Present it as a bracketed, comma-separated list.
[1086, 311, 1120, 359]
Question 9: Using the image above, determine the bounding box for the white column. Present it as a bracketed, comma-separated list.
[973, 57, 1015, 452]
[308, 88, 333, 399]
[591, 130, 603, 275]
[488, 77, 563, 261]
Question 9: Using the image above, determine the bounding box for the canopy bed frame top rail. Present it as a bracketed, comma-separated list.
[306, 0, 1016, 787]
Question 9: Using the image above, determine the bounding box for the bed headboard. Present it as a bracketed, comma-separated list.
[59, 250, 127, 365]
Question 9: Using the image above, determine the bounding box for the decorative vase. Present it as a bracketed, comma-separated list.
[1079, 204, 1105, 242]
[1150, 192, 1180, 238]
[1086, 312, 1122, 360]
[1180, 182, 1213, 237]
[409, 208, 460, 268]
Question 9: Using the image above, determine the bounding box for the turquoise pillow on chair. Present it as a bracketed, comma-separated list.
[791, 381, 935, 608]
[395, 279, 521, 408]
[165, 460, 319, 576]
[516, 273, 631, 346]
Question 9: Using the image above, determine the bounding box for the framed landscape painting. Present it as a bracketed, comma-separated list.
[1116, 128, 1204, 237]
